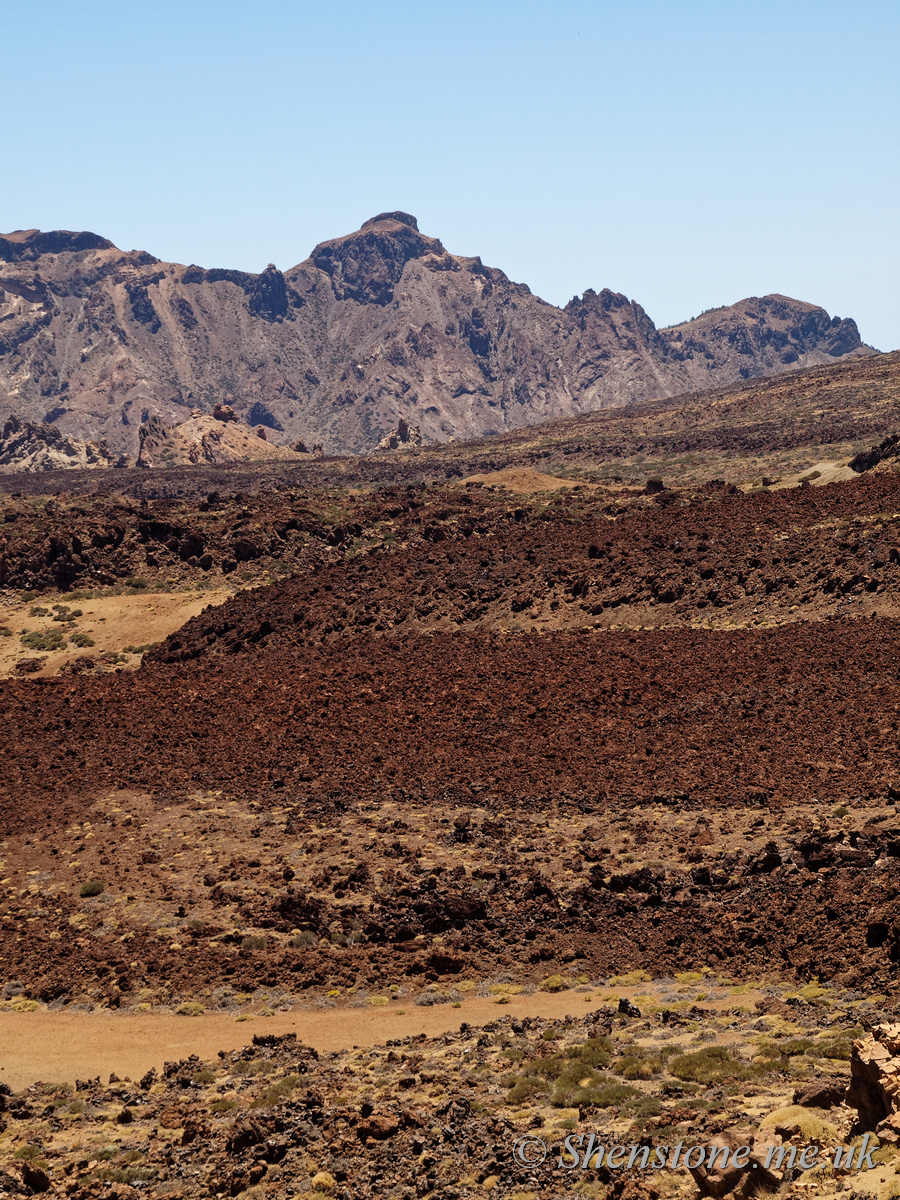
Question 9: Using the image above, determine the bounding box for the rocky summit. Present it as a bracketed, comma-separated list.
[0, 215, 874, 460]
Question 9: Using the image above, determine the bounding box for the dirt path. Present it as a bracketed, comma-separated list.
[0, 987, 766, 1090]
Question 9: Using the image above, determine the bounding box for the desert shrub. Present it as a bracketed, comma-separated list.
[290, 930, 317, 948]
[539, 975, 569, 993]
[29, 606, 49, 617]
[52, 606, 82, 621]
[125, 577, 149, 589]
[669, 1046, 762, 1084]
[251, 1073, 302, 1109]
[760, 1038, 815, 1058]
[21, 629, 65, 652]
[209, 1097, 239, 1113]
[0, 627, 11, 636]
[70, 632, 95, 648]
[80, 879, 105, 897]
[505, 1037, 615, 1106]
[86, 1167, 157, 1185]
[13, 1145, 44, 1161]
[176, 1002, 205, 1016]
[626, 1095, 663, 1118]
[123, 642, 160, 655]
[614, 1052, 663, 1080]
[192, 1069, 216, 1083]
[610, 969, 652, 985]
[817, 1038, 855, 1060]
[232, 1058, 276, 1078]
[241, 934, 267, 951]
[505, 1075, 548, 1104]
[92, 1146, 120, 1161]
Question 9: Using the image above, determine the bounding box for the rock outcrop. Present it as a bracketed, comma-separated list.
[0, 215, 877, 458]
[0, 415, 119, 472]
[848, 1023, 900, 1139]
[135, 411, 310, 468]
[375, 416, 423, 451]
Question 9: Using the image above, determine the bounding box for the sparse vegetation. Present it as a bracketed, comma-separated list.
[79, 879, 106, 897]
[21, 628, 65, 651]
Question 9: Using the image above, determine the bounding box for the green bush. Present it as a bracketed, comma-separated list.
[13, 1145, 44, 1162]
[80, 879, 105, 897]
[125, 577, 149, 590]
[232, 1058, 276, 1078]
[209, 1098, 239, 1113]
[505, 1075, 548, 1104]
[251, 1073, 302, 1109]
[614, 1052, 663, 1080]
[505, 1037, 617, 1107]
[86, 1167, 156, 1185]
[0, 627, 11, 637]
[70, 632, 95, 648]
[241, 934, 267, 951]
[52, 606, 82, 621]
[669, 1046, 762, 1084]
[21, 629, 65, 652]
[290, 930, 318, 948]
[817, 1038, 855, 1061]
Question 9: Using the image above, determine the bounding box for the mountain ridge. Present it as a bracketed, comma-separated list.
[0, 214, 875, 458]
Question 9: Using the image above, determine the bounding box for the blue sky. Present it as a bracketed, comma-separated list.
[4, 0, 898, 349]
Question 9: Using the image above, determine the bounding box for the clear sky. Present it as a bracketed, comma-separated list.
[3, 0, 898, 350]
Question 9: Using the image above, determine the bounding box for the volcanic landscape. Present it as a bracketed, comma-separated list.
[3, 347, 900, 1199]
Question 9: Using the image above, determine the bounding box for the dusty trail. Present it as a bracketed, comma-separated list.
[0, 987, 765, 1091]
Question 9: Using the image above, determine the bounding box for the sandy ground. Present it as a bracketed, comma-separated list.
[0, 986, 768, 1091]
[0, 589, 233, 678]
[754, 460, 859, 491]
[460, 468, 586, 494]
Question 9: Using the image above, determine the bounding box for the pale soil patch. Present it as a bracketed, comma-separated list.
[460, 468, 591, 494]
[742, 460, 859, 492]
[0, 984, 768, 1091]
[0, 588, 234, 678]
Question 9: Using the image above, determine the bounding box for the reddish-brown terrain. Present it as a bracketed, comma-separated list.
[3, 349, 900, 1200]
[0, 214, 875, 459]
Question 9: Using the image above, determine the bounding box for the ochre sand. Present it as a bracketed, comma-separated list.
[0, 989, 765, 1091]
[0, 589, 234, 678]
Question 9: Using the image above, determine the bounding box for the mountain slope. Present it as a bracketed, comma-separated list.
[0, 214, 874, 457]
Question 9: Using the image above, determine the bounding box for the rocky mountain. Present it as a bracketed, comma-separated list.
[0, 214, 875, 457]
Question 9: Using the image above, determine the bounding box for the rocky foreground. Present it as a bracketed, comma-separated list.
[5, 988, 900, 1200]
